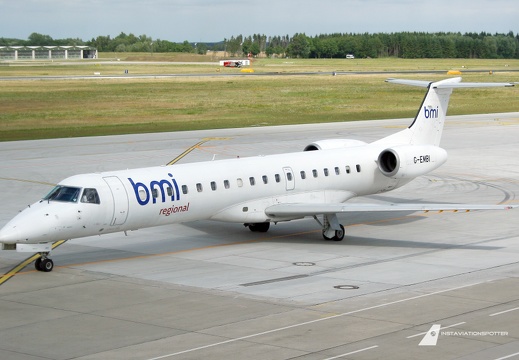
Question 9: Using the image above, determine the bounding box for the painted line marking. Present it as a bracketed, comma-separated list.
[144, 282, 483, 360]
[494, 352, 519, 360]
[0, 240, 66, 286]
[322, 345, 379, 360]
[489, 307, 519, 317]
[406, 322, 466, 339]
[166, 137, 231, 165]
[0, 177, 55, 186]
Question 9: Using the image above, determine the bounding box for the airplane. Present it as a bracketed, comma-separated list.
[0, 77, 516, 272]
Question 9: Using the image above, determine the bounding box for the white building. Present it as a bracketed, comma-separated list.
[0, 45, 98, 60]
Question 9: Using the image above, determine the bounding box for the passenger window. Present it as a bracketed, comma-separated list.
[324, 168, 329, 176]
[167, 187, 173, 197]
[300, 171, 306, 179]
[196, 183, 203, 192]
[182, 185, 188, 194]
[346, 166, 351, 174]
[356, 164, 361, 173]
[237, 178, 243, 187]
[81, 188, 100, 204]
[287, 172, 293, 181]
[211, 181, 217, 191]
[312, 169, 318, 178]
[262, 175, 268, 184]
[335, 167, 340, 175]
[224, 180, 230, 189]
[152, 189, 158, 198]
[275, 174, 280, 183]
[249, 177, 256, 186]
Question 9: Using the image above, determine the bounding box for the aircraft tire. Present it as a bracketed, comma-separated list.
[35, 258, 42, 271]
[248, 222, 270, 232]
[323, 225, 345, 241]
[334, 225, 345, 241]
[40, 258, 54, 272]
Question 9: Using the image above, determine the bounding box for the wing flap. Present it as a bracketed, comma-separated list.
[265, 203, 516, 218]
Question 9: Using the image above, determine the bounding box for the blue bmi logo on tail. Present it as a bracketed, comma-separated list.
[423, 106, 439, 119]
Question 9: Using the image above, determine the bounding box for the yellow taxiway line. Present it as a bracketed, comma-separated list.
[166, 137, 231, 165]
[0, 240, 66, 286]
[0, 177, 55, 186]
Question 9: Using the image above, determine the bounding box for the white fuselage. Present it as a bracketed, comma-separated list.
[0, 144, 405, 244]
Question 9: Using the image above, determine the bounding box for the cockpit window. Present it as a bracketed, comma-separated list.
[81, 188, 100, 204]
[43, 186, 81, 203]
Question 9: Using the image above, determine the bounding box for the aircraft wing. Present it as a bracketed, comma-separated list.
[265, 203, 516, 218]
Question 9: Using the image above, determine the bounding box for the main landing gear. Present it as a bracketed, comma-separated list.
[315, 214, 345, 241]
[246, 222, 270, 233]
[245, 214, 345, 242]
[322, 224, 345, 241]
[35, 253, 54, 272]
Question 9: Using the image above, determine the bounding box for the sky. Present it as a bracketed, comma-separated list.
[1, 0, 517, 42]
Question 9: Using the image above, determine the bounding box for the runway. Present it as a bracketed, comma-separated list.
[1, 67, 519, 81]
[1, 113, 519, 359]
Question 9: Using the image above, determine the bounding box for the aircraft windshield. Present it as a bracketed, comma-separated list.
[43, 186, 81, 203]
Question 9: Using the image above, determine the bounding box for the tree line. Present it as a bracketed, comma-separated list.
[235, 32, 519, 59]
[2, 31, 518, 59]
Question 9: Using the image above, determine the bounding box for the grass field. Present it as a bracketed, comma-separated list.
[1, 56, 518, 141]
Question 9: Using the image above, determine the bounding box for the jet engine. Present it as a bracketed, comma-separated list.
[304, 139, 368, 151]
[377, 145, 447, 179]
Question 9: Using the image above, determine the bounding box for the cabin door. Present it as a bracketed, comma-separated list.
[103, 176, 129, 225]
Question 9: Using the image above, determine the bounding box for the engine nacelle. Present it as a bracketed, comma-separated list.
[377, 145, 447, 179]
[304, 139, 368, 151]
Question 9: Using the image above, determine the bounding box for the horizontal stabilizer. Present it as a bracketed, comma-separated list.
[434, 82, 515, 89]
[386, 77, 515, 89]
[266, 203, 516, 218]
[385, 78, 432, 87]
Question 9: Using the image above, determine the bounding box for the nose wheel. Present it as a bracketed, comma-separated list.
[35, 253, 54, 272]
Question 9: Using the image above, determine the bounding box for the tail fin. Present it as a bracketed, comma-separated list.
[375, 77, 514, 146]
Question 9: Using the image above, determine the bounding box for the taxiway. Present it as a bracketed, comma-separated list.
[1, 113, 519, 359]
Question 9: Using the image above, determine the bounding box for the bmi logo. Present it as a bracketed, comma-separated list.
[128, 173, 181, 206]
[419, 324, 441, 346]
[423, 106, 439, 119]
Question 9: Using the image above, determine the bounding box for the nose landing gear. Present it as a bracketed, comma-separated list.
[35, 253, 54, 272]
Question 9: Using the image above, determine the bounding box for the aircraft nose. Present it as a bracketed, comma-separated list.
[0, 223, 21, 243]
[0, 204, 55, 244]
